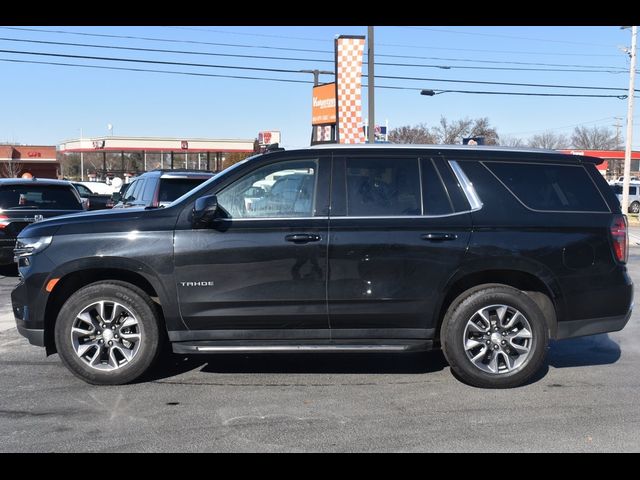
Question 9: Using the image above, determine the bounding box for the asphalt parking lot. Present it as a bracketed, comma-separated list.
[1, 252, 639, 452]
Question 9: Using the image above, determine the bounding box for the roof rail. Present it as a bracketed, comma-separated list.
[265, 143, 285, 153]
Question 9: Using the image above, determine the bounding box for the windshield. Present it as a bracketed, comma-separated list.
[0, 184, 82, 210]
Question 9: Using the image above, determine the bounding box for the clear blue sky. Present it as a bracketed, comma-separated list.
[0, 25, 638, 149]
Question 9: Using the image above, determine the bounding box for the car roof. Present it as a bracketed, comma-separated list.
[0, 178, 73, 186]
[136, 169, 216, 179]
[288, 144, 603, 164]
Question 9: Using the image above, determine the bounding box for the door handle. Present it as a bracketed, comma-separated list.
[421, 233, 458, 242]
[285, 233, 322, 243]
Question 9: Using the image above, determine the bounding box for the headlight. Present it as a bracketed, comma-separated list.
[14, 236, 53, 259]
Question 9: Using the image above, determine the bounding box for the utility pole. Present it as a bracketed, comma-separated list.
[622, 26, 637, 215]
[367, 26, 375, 144]
[79, 128, 84, 181]
[613, 117, 623, 149]
[300, 69, 333, 87]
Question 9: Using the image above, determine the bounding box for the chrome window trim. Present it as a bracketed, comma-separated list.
[448, 160, 483, 211]
[217, 210, 473, 221]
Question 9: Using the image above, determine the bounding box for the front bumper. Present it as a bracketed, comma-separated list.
[12, 279, 47, 347]
[0, 239, 15, 265]
[16, 324, 44, 346]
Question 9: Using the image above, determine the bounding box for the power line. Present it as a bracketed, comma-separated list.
[163, 26, 330, 43]
[400, 26, 616, 48]
[1, 47, 635, 93]
[0, 36, 626, 75]
[503, 117, 618, 135]
[0, 26, 624, 62]
[0, 57, 314, 84]
[432, 89, 627, 98]
[0, 57, 630, 99]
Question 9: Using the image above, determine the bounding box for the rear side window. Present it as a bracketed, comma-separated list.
[485, 162, 609, 212]
[420, 158, 453, 215]
[346, 157, 421, 216]
[158, 178, 207, 203]
[0, 185, 82, 210]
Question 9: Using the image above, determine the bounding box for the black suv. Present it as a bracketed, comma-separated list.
[0, 178, 84, 266]
[112, 169, 216, 209]
[11, 145, 633, 388]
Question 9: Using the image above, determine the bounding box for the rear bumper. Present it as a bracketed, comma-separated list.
[556, 308, 632, 339]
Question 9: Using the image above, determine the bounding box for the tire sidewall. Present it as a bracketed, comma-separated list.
[54, 282, 160, 385]
[442, 286, 549, 388]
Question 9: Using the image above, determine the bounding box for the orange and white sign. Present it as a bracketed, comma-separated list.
[312, 83, 337, 125]
[336, 36, 366, 144]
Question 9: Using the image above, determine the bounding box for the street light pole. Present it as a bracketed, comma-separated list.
[622, 26, 637, 215]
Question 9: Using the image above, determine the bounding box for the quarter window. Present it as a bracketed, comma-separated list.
[346, 157, 421, 216]
[485, 162, 609, 212]
[217, 159, 318, 218]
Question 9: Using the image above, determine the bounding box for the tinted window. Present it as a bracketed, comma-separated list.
[0, 184, 82, 210]
[158, 178, 208, 204]
[421, 158, 453, 215]
[346, 157, 421, 216]
[73, 184, 93, 197]
[217, 159, 318, 218]
[141, 178, 157, 203]
[124, 180, 142, 203]
[485, 162, 609, 212]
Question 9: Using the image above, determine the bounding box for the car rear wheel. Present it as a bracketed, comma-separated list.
[629, 201, 640, 214]
[441, 284, 548, 388]
[54, 281, 162, 385]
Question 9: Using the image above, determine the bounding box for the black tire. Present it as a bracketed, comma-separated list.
[54, 281, 162, 385]
[630, 201, 640, 214]
[441, 284, 548, 389]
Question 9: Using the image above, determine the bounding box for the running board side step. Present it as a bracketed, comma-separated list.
[172, 340, 432, 355]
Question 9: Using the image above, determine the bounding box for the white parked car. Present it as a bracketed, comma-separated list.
[611, 181, 640, 213]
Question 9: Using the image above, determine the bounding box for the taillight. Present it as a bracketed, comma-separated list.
[611, 214, 628, 263]
[0, 215, 9, 229]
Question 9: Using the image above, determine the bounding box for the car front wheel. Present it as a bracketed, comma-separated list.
[441, 284, 549, 388]
[54, 281, 162, 385]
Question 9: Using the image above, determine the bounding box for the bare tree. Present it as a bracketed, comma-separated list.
[528, 131, 569, 150]
[468, 117, 499, 145]
[433, 117, 473, 144]
[499, 135, 526, 147]
[1, 160, 23, 178]
[571, 125, 618, 150]
[388, 123, 437, 144]
[389, 117, 501, 145]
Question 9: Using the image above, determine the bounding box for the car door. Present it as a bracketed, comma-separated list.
[327, 153, 473, 340]
[173, 154, 330, 339]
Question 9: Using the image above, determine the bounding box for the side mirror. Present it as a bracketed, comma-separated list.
[193, 194, 219, 227]
[112, 192, 122, 203]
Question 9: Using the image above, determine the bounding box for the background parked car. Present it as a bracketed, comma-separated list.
[112, 169, 215, 209]
[611, 181, 640, 213]
[0, 178, 84, 265]
[71, 182, 114, 210]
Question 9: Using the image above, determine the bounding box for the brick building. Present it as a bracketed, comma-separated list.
[0, 145, 59, 179]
